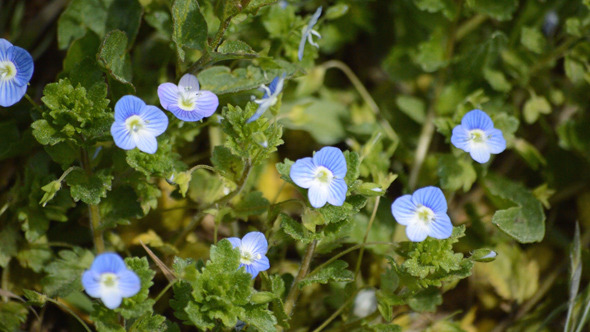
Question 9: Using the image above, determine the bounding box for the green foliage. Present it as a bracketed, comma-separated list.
[126, 139, 184, 177]
[465, 0, 517, 21]
[66, 168, 113, 205]
[117, 257, 156, 319]
[300, 260, 354, 288]
[0, 301, 28, 332]
[42, 247, 94, 298]
[437, 154, 476, 192]
[171, 0, 208, 61]
[98, 30, 134, 91]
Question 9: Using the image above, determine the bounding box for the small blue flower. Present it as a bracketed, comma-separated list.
[290, 146, 347, 208]
[110, 95, 168, 154]
[391, 186, 452, 242]
[450, 109, 506, 164]
[226, 232, 270, 279]
[81, 253, 141, 309]
[298, 7, 323, 61]
[246, 74, 286, 123]
[0, 39, 33, 107]
[158, 73, 219, 122]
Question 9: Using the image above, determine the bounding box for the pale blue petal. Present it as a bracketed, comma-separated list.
[116, 270, 141, 298]
[0, 79, 27, 107]
[326, 178, 347, 206]
[245, 255, 270, 278]
[140, 105, 168, 136]
[297, 32, 307, 61]
[290, 157, 316, 189]
[313, 147, 346, 178]
[8, 46, 34, 86]
[308, 7, 323, 30]
[157, 83, 179, 110]
[429, 213, 453, 239]
[308, 183, 330, 208]
[101, 289, 123, 309]
[391, 195, 416, 226]
[111, 122, 135, 150]
[461, 109, 493, 131]
[486, 128, 506, 154]
[194, 90, 219, 117]
[412, 186, 447, 214]
[115, 95, 144, 122]
[241, 232, 268, 256]
[81, 270, 102, 298]
[90, 253, 127, 274]
[226, 237, 242, 248]
[267, 75, 285, 97]
[450, 125, 471, 152]
[405, 222, 429, 242]
[134, 132, 158, 154]
[298, 7, 322, 61]
[470, 146, 491, 163]
[0, 39, 12, 54]
[246, 103, 270, 123]
[178, 73, 200, 92]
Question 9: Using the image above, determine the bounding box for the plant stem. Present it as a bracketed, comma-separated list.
[45, 297, 92, 332]
[354, 196, 380, 279]
[188, 16, 233, 74]
[283, 239, 317, 317]
[24, 93, 39, 110]
[80, 148, 104, 253]
[312, 288, 359, 332]
[154, 280, 177, 304]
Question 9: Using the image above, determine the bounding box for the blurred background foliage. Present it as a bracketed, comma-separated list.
[1, 0, 590, 331]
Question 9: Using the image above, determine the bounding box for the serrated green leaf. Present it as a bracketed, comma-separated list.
[466, 0, 517, 21]
[98, 30, 134, 90]
[42, 247, 94, 298]
[318, 195, 367, 225]
[129, 313, 168, 332]
[437, 154, 476, 192]
[217, 40, 256, 55]
[0, 301, 28, 332]
[211, 145, 245, 182]
[172, 0, 208, 61]
[415, 29, 447, 72]
[485, 174, 545, 243]
[280, 214, 314, 244]
[31, 119, 64, 146]
[233, 191, 270, 219]
[300, 260, 354, 288]
[242, 304, 277, 331]
[116, 257, 155, 319]
[407, 287, 442, 312]
[99, 186, 143, 230]
[66, 168, 113, 205]
[521, 26, 546, 54]
[126, 139, 183, 177]
[414, 0, 457, 19]
[197, 63, 296, 95]
[343, 150, 360, 185]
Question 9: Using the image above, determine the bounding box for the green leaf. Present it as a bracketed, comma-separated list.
[62, 31, 103, 89]
[99, 186, 143, 230]
[520, 26, 546, 54]
[211, 145, 245, 182]
[116, 257, 156, 319]
[197, 63, 297, 95]
[465, 0, 517, 21]
[407, 287, 442, 312]
[233, 191, 270, 219]
[300, 260, 354, 288]
[318, 195, 367, 225]
[280, 213, 314, 244]
[217, 40, 257, 56]
[415, 29, 447, 72]
[98, 30, 134, 90]
[513, 138, 546, 170]
[242, 304, 277, 331]
[172, 0, 208, 61]
[566, 18, 582, 37]
[39, 179, 62, 207]
[42, 247, 94, 298]
[396, 95, 426, 124]
[57, 0, 142, 50]
[129, 313, 168, 332]
[485, 174, 546, 243]
[126, 139, 183, 177]
[483, 67, 511, 92]
[23, 289, 48, 306]
[414, 0, 458, 19]
[344, 150, 361, 186]
[325, 3, 349, 20]
[523, 93, 551, 124]
[0, 223, 19, 268]
[437, 154, 476, 192]
[31, 119, 63, 146]
[0, 301, 28, 332]
[66, 168, 113, 205]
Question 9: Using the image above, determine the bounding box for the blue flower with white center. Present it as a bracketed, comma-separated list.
[450, 109, 506, 164]
[81, 253, 141, 310]
[391, 186, 452, 242]
[110, 95, 168, 154]
[0, 39, 33, 107]
[290, 146, 347, 208]
[226, 232, 270, 279]
[298, 7, 323, 61]
[157, 73, 219, 122]
[246, 74, 286, 124]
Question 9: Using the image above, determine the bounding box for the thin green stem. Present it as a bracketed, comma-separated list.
[312, 288, 362, 332]
[354, 196, 380, 279]
[45, 297, 92, 332]
[0, 201, 9, 218]
[81, 148, 104, 253]
[188, 164, 216, 174]
[188, 16, 233, 74]
[154, 280, 177, 304]
[24, 93, 39, 109]
[283, 239, 317, 317]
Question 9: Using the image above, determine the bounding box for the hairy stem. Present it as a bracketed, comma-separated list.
[354, 196, 380, 279]
[283, 239, 317, 317]
[81, 148, 104, 253]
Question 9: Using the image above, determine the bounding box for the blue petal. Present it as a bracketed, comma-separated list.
[110, 121, 135, 150]
[450, 125, 471, 152]
[241, 232, 268, 256]
[267, 74, 285, 97]
[461, 109, 493, 131]
[116, 269, 141, 298]
[313, 147, 347, 178]
[193, 90, 219, 118]
[290, 157, 316, 189]
[412, 186, 447, 214]
[157, 83, 179, 111]
[428, 213, 453, 239]
[405, 222, 429, 242]
[226, 237, 242, 248]
[140, 105, 168, 136]
[0, 39, 13, 54]
[81, 270, 102, 298]
[245, 255, 270, 278]
[308, 183, 330, 208]
[178, 73, 200, 92]
[89, 253, 127, 274]
[101, 289, 123, 309]
[308, 7, 323, 30]
[486, 128, 506, 154]
[8, 46, 34, 86]
[298, 7, 322, 61]
[327, 178, 347, 206]
[0, 78, 27, 107]
[469, 145, 491, 163]
[115, 95, 145, 122]
[246, 103, 270, 123]
[391, 194, 416, 226]
[297, 32, 307, 61]
[134, 131, 158, 154]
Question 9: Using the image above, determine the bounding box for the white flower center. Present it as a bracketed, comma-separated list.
[314, 166, 334, 184]
[178, 90, 199, 111]
[469, 129, 488, 144]
[125, 115, 145, 133]
[240, 249, 261, 265]
[0, 61, 16, 81]
[415, 205, 435, 224]
[100, 272, 119, 289]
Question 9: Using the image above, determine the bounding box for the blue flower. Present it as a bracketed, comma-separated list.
[290, 146, 347, 208]
[226, 232, 270, 279]
[81, 253, 141, 309]
[391, 186, 452, 242]
[0, 39, 33, 107]
[298, 7, 323, 61]
[246, 74, 286, 123]
[450, 109, 506, 163]
[110, 95, 168, 154]
[157, 73, 219, 122]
